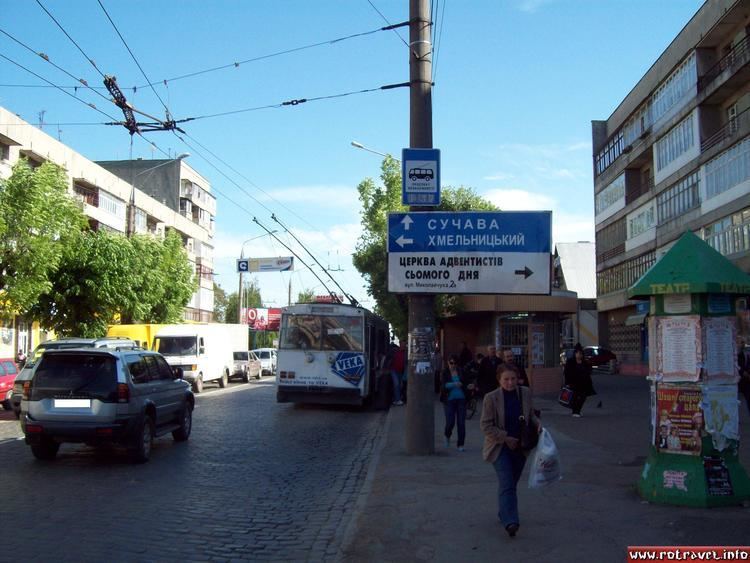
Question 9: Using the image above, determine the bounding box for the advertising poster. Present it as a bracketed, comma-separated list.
[243, 307, 282, 330]
[658, 316, 701, 382]
[655, 384, 703, 456]
[702, 317, 737, 383]
[531, 326, 545, 367]
[701, 385, 739, 452]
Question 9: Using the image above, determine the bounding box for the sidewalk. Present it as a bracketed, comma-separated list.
[342, 374, 750, 562]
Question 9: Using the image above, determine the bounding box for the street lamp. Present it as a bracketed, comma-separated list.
[238, 231, 278, 322]
[350, 141, 400, 162]
[127, 153, 190, 236]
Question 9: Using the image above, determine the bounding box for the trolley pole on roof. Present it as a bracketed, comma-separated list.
[405, 0, 435, 455]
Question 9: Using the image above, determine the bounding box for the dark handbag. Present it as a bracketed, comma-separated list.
[558, 385, 574, 409]
[518, 389, 540, 451]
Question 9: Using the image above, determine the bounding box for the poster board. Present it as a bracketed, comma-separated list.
[702, 317, 737, 383]
[655, 384, 703, 456]
[657, 316, 701, 382]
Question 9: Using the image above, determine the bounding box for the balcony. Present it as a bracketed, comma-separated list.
[704, 221, 750, 257]
[698, 35, 750, 94]
[701, 106, 750, 153]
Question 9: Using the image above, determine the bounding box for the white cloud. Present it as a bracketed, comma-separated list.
[482, 188, 555, 211]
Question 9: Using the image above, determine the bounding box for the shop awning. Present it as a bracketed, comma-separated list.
[624, 313, 647, 326]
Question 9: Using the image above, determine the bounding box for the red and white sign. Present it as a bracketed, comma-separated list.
[242, 307, 281, 330]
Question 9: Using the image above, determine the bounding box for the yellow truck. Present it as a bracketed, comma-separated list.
[106, 324, 166, 350]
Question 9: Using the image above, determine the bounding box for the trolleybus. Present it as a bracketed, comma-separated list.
[276, 302, 389, 406]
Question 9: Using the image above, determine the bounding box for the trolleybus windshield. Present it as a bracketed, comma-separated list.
[281, 315, 363, 351]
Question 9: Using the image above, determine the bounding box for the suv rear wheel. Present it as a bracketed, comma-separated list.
[172, 406, 192, 442]
[219, 370, 228, 388]
[31, 438, 59, 461]
[193, 375, 203, 394]
[130, 415, 153, 463]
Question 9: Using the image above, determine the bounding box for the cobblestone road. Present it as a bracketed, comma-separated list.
[0, 380, 386, 562]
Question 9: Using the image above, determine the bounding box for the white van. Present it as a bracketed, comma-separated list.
[251, 348, 277, 376]
[154, 324, 247, 393]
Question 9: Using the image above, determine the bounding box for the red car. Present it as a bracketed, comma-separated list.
[0, 357, 19, 410]
[583, 346, 617, 371]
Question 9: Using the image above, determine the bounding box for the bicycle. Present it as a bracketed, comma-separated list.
[465, 381, 479, 420]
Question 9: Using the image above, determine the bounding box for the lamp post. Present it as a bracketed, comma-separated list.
[127, 153, 190, 236]
[238, 232, 278, 323]
[350, 141, 400, 162]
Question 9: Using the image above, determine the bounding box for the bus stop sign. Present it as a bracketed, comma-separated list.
[402, 148, 440, 206]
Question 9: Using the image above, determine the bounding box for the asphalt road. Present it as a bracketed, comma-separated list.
[0, 378, 386, 562]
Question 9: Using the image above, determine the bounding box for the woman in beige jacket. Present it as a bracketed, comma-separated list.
[480, 365, 540, 537]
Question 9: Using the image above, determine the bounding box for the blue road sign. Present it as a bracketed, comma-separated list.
[387, 211, 552, 294]
[402, 148, 440, 206]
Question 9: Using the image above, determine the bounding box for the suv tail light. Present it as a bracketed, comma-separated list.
[117, 383, 129, 403]
[22, 381, 31, 400]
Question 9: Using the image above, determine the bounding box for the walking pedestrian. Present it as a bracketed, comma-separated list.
[564, 343, 595, 417]
[390, 342, 406, 406]
[478, 345, 500, 396]
[481, 365, 541, 537]
[441, 354, 471, 451]
[738, 338, 750, 413]
[500, 348, 529, 387]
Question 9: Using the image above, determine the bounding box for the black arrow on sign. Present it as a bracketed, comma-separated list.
[514, 266, 533, 279]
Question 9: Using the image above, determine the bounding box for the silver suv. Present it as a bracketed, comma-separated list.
[11, 337, 138, 418]
[21, 348, 194, 463]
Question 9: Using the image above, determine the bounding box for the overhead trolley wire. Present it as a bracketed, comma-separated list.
[175, 81, 409, 123]
[35, 0, 106, 79]
[0, 52, 120, 122]
[0, 26, 115, 106]
[95, 0, 172, 117]
[366, 0, 411, 50]
[432, 0, 447, 83]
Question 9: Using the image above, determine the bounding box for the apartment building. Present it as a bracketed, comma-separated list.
[96, 159, 216, 323]
[0, 106, 215, 354]
[592, 0, 750, 374]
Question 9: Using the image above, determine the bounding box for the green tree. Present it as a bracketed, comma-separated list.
[225, 292, 239, 324]
[33, 229, 196, 337]
[296, 288, 315, 304]
[213, 283, 228, 322]
[352, 157, 496, 340]
[0, 161, 87, 317]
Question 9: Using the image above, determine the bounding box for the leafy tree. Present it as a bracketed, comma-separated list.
[33, 229, 196, 337]
[352, 156, 496, 340]
[225, 292, 239, 324]
[296, 288, 315, 304]
[213, 283, 228, 322]
[0, 161, 87, 317]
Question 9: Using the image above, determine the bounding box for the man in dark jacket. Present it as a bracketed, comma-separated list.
[739, 339, 750, 413]
[478, 345, 500, 396]
[500, 348, 529, 387]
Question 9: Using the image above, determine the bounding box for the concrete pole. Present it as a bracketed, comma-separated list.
[238, 249, 244, 324]
[405, 0, 435, 455]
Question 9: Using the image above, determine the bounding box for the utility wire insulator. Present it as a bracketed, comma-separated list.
[104, 74, 138, 135]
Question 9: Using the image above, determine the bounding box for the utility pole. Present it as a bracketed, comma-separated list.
[405, 0, 434, 455]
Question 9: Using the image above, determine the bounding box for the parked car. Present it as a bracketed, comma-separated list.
[252, 348, 277, 376]
[11, 337, 138, 419]
[232, 350, 262, 382]
[584, 346, 618, 372]
[20, 348, 193, 463]
[0, 358, 19, 411]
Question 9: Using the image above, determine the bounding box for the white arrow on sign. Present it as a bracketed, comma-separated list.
[401, 215, 414, 231]
[395, 235, 414, 248]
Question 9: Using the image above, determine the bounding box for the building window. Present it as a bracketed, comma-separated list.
[595, 131, 625, 177]
[704, 136, 750, 199]
[0, 141, 9, 161]
[134, 209, 147, 232]
[73, 182, 98, 207]
[98, 191, 126, 219]
[651, 52, 696, 125]
[656, 171, 700, 224]
[702, 207, 750, 256]
[595, 217, 627, 262]
[655, 114, 694, 171]
[628, 203, 655, 239]
[595, 173, 626, 215]
[596, 251, 656, 295]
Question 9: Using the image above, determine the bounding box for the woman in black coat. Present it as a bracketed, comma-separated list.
[564, 345, 595, 417]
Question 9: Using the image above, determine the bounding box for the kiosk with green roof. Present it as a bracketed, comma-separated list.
[630, 231, 750, 507]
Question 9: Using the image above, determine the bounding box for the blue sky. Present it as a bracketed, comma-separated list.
[1, 0, 704, 309]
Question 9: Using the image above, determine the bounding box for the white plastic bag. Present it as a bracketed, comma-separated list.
[527, 428, 562, 488]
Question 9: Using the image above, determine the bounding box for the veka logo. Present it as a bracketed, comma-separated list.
[331, 352, 365, 386]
